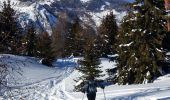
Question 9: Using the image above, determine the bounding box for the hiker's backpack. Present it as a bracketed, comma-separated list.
[87, 81, 97, 93]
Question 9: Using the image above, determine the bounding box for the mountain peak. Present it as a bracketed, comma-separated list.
[0, 0, 128, 34]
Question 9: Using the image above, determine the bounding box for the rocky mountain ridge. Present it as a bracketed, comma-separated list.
[0, 0, 129, 34]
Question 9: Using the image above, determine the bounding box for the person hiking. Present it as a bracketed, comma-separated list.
[81, 76, 105, 100]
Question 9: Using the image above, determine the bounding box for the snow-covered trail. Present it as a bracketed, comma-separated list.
[103, 85, 170, 100]
[36, 79, 170, 100]
[7, 67, 74, 100]
[44, 58, 170, 100]
[28, 70, 170, 100]
[51, 63, 170, 100]
[0, 54, 75, 100]
[1, 55, 170, 100]
[63, 74, 170, 100]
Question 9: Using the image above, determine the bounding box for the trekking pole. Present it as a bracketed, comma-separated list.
[103, 89, 106, 100]
[82, 93, 85, 100]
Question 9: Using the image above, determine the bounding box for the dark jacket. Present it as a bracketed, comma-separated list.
[82, 80, 105, 94]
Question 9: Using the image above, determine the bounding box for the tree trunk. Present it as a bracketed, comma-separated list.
[164, 0, 170, 31]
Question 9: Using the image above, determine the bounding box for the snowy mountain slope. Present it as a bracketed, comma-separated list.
[1, 55, 170, 100]
[0, 0, 128, 34]
[0, 0, 57, 34]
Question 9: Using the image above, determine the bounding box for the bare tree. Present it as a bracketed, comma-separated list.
[51, 12, 70, 58]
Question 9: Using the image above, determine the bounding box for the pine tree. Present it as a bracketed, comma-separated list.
[73, 18, 84, 57]
[163, 0, 170, 51]
[116, 0, 166, 84]
[52, 14, 84, 58]
[0, 0, 21, 54]
[98, 12, 118, 57]
[163, 33, 170, 51]
[37, 32, 54, 66]
[25, 22, 37, 56]
[75, 38, 104, 91]
[0, 12, 4, 53]
[64, 18, 81, 57]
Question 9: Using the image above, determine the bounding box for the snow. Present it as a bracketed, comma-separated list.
[80, 0, 91, 3]
[1, 54, 170, 100]
[132, 29, 137, 32]
[0, 0, 56, 34]
[67, 79, 170, 100]
[39, 0, 55, 5]
[89, 10, 126, 26]
[105, 2, 110, 6]
[0, 0, 127, 35]
[0, 54, 75, 99]
[166, 52, 170, 56]
[119, 42, 133, 47]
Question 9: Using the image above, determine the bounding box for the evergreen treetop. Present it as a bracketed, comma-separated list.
[75, 38, 104, 91]
[64, 18, 82, 57]
[116, 0, 166, 84]
[25, 21, 37, 56]
[98, 11, 118, 56]
[0, 0, 21, 54]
